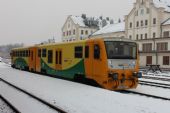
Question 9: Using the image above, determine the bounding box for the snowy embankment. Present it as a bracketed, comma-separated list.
[0, 98, 16, 113]
[0, 62, 170, 113]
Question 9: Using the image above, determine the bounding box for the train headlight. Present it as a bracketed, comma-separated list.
[109, 73, 118, 80]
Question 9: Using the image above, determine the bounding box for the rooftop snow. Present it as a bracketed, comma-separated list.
[70, 15, 112, 28]
[71, 16, 86, 27]
[92, 22, 125, 36]
[153, 0, 170, 12]
[162, 18, 170, 25]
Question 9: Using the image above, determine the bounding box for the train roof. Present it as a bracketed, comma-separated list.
[11, 37, 137, 51]
[38, 39, 86, 47]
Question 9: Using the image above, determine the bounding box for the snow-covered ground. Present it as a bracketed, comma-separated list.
[0, 62, 170, 113]
[0, 82, 58, 113]
[129, 84, 170, 99]
[0, 98, 16, 113]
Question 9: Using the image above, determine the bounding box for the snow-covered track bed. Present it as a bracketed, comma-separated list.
[122, 90, 170, 101]
[0, 95, 19, 113]
[139, 80, 170, 89]
[142, 75, 170, 82]
[0, 78, 66, 113]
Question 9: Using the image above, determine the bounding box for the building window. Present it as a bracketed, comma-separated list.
[153, 18, 156, 24]
[75, 46, 83, 58]
[157, 42, 168, 51]
[141, 9, 144, 15]
[67, 31, 68, 36]
[147, 8, 150, 14]
[85, 30, 88, 35]
[130, 22, 132, 28]
[145, 20, 148, 26]
[135, 10, 138, 16]
[145, 33, 147, 39]
[142, 43, 152, 52]
[129, 35, 132, 39]
[73, 29, 75, 35]
[163, 31, 169, 37]
[141, 34, 143, 40]
[69, 31, 71, 35]
[48, 50, 53, 63]
[63, 32, 65, 36]
[153, 32, 156, 38]
[163, 56, 169, 65]
[136, 34, 138, 40]
[141, 20, 143, 26]
[136, 21, 139, 27]
[146, 56, 152, 65]
[81, 30, 84, 35]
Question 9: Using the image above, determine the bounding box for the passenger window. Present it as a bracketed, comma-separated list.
[42, 49, 46, 57]
[38, 49, 41, 57]
[48, 50, 53, 63]
[26, 50, 28, 57]
[59, 51, 62, 64]
[85, 46, 89, 58]
[56, 51, 58, 64]
[94, 44, 100, 59]
[75, 46, 83, 58]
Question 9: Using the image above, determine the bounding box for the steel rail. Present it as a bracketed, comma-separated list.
[0, 78, 67, 113]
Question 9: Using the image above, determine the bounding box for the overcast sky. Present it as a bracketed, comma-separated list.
[0, 0, 135, 46]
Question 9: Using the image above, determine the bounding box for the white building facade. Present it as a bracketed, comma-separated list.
[62, 15, 97, 42]
[125, 0, 170, 68]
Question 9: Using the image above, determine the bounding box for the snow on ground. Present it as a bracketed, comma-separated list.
[140, 77, 170, 85]
[0, 62, 170, 113]
[0, 81, 58, 113]
[0, 98, 16, 113]
[129, 84, 170, 99]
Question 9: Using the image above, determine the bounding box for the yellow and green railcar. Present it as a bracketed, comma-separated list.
[11, 37, 142, 90]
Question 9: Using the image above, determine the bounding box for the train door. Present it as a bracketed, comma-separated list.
[84, 40, 93, 79]
[92, 39, 108, 83]
[29, 47, 37, 72]
[36, 48, 41, 72]
[55, 49, 62, 70]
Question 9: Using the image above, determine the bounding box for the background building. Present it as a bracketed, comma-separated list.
[125, 0, 170, 68]
[62, 14, 114, 42]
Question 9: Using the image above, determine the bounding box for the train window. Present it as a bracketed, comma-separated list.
[23, 51, 26, 57]
[38, 49, 41, 57]
[56, 51, 58, 64]
[94, 44, 100, 59]
[26, 50, 28, 57]
[75, 46, 83, 58]
[31, 51, 33, 60]
[48, 50, 53, 63]
[85, 46, 89, 58]
[59, 51, 62, 64]
[19, 51, 21, 57]
[28, 50, 30, 57]
[42, 49, 46, 57]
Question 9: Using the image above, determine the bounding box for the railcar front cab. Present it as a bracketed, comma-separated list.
[95, 37, 142, 90]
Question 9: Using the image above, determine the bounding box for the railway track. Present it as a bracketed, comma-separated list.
[142, 76, 170, 82]
[139, 80, 170, 89]
[0, 78, 67, 113]
[120, 90, 170, 101]
[0, 95, 19, 113]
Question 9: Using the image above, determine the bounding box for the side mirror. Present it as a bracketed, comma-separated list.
[94, 44, 100, 59]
